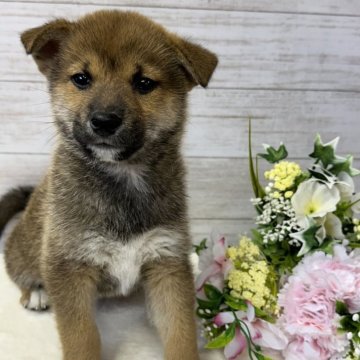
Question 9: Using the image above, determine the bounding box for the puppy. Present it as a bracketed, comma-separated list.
[0, 10, 217, 360]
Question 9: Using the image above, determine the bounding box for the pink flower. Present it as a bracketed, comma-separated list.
[283, 338, 326, 360]
[214, 304, 288, 360]
[195, 231, 232, 292]
[328, 246, 360, 313]
[278, 245, 359, 359]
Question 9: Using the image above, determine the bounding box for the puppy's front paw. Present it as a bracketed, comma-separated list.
[20, 288, 50, 311]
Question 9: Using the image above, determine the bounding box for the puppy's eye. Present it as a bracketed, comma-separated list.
[132, 74, 158, 95]
[71, 72, 92, 90]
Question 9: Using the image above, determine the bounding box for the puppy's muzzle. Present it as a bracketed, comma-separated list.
[90, 111, 123, 137]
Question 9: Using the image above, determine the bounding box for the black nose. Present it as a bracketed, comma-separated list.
[90, 112, 122, 136]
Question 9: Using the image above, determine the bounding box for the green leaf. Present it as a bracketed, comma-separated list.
[308, 165, 338, 184]
[329, 155, 360, 177]
[309, 134, 339, 168]
[258, 143, 288, 163]
[309, 134, 360, 176]
[317, 237, 334, 255]
[300, 227, 321, 255]
[294, 172, 310, 188]
[248, 118, 266, 198]
[205, 322, 236, 349]
[336, 301, 349, 316]
[224, 294, 247, 311]
[197, 297, 221, 310]
[196, 307, 216, 319]
[204, 284, 223, 301]
[340, 316, 358, 332]
[193, 238, 208, 255]
[255, 307, 276, 323]
[343, 197, 360, 213]
[254, 353, 272, 360]
[251, 229, 263, 245]
[224, 293, 246, 304]
[224, 300, 247, 311]
[290, 218, 321, 256]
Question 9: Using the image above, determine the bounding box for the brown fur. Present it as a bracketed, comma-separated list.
[0, 10, 217, 360]
[0, 187, 33, 236]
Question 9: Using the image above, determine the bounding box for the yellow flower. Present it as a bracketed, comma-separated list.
[285, 191, 294, 198]
[228, 266, 269, 309]
[227, 247, 238, 261]
[227, 236, 260, 263]
[264, 161, 302, 191]
[272, 191, 281, 199]
[226, 236, 278, 314]
[240, 262, 250, 270]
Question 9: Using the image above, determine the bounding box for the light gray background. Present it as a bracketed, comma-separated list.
[0, 0, 359, 244]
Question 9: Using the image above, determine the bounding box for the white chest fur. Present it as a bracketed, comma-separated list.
[76, 228, 182, 296]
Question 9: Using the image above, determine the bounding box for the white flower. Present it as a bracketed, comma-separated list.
[256, 196, 300, 244]
[307, 164, 341, 189]
[336, 172, 355, 202]
[323, 213, 345, 240]
[290, 217, 325, 256]
[189, 253, 200, 276]
[351, 193, 360, 213]
[291, 181, 340, 226]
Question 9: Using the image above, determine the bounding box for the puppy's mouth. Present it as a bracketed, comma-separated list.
[86, 142, 143, 162]
[72, 121, 144, 162]
[87, 143, 121, 162]
[90, 142, 118, 150]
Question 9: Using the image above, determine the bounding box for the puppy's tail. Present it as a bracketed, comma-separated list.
[0, 186, 34, 236]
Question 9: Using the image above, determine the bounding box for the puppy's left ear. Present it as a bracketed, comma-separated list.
[21, 19, 72, 77]
[170, 35, 218, 89]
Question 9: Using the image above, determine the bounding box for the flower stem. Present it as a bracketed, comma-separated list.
[248, 118, 265, 198]
[343, 197, 360, 211]
[232, 311, 260, 360]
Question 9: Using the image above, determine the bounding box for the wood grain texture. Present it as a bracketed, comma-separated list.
[9, 0, 360, 16]
[0, 1, 359, 242]
[1, 3, 360, 90]
[190, 219, 254, 245]
[1, 82, 359, 158]
[0, 154, 358, 221]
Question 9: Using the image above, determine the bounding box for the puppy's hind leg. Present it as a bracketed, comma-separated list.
[142, 258, 200, 360]
[4, 221, 47, 311]
[20, 286, 50, 311]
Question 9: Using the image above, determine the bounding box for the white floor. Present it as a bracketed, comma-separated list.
[0, 253, 226, 360]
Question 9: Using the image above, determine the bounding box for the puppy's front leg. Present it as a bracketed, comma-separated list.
[143, 258, 199, 360]
[44, 261, 101, 360]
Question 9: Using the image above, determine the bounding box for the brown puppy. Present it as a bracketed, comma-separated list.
[0, 10, 217, 360]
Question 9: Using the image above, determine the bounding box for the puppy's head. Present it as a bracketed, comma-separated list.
[21, 11, 218, 164]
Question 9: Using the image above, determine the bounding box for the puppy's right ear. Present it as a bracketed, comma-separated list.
[21, 19, 72, 77]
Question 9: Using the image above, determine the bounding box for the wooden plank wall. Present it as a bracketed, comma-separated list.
[0, 1, 359, 244]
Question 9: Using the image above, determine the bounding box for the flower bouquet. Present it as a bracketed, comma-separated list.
[195, 125, 360, 360]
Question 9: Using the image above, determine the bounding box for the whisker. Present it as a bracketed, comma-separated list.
[28, 115, 54, 119]
[44, 132, 58, 146]
[41, 123, 56, 130]
[27, 85, 88, 116]
[58, 104, 78, 115]
[26, 86, 49, 94]
[30, 102, 52, 106]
